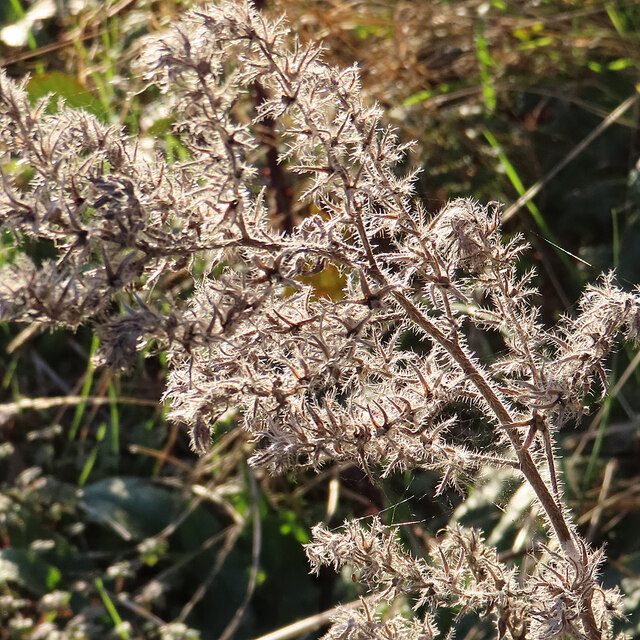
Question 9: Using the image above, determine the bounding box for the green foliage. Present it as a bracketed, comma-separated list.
[26, 72, 109, 121]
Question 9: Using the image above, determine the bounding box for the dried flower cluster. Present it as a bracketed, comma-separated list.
[1, 2, 637, 638]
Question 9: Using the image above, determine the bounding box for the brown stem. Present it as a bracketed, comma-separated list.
[248, 23, 602, 639]
[393, 291, 577, 555]
[392, 292, 603, 640]
[254, 82, 295, 234]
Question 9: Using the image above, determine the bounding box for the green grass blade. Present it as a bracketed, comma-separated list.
[475, 27, 497, 113]
[78, 422, 107, 487]
[109, 382, 120, 458]
[95, 577, 129, 640]
[68, 334, 99, 441]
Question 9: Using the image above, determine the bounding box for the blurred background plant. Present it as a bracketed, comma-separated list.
[0, 0, 639, 638]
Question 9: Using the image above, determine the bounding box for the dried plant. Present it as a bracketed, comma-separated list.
[0, 2, 637, 638]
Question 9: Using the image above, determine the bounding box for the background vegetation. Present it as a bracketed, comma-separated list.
[1, 1, 639, 638]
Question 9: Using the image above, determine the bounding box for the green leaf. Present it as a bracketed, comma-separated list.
[402, 89, 433, 107]
[518, 36, 554, 50]
[27, 72, 109, 121]
[80, 477, 179, 541]
[0, 548, 61, 595]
